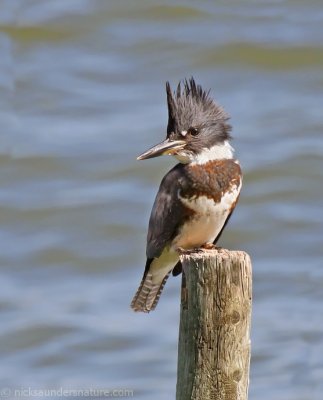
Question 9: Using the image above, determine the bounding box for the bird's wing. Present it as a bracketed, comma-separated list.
[146, 164, 187, 259]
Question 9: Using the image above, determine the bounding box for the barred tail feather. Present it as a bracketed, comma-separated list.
[131, 272, 171, 313]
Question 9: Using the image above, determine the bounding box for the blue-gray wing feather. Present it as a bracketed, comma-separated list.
[146, 165, 186, 259]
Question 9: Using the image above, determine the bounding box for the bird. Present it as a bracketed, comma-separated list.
[131, 78, 242, 313]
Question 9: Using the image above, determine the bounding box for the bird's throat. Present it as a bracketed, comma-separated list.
[174, 141, 234, 165]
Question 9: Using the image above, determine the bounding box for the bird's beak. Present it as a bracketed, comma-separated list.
[137, 138, 186, 160]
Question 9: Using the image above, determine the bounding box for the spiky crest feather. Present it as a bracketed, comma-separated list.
[165, 77, 230, 135]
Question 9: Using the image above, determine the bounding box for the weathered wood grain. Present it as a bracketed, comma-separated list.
[176, 249, 252, 400]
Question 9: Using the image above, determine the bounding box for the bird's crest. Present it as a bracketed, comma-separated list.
[166, 77, 229, 135]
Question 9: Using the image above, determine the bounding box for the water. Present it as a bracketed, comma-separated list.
[0, 1, 323, 399]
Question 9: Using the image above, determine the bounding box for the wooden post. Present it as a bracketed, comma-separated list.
[176, 249, 252, 400]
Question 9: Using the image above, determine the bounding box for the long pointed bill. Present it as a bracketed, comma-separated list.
[137, 138, 186, 160]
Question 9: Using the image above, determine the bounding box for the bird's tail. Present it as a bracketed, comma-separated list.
[130, 271, 171, 313]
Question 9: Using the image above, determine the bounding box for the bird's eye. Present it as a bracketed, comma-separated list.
[188, 127, 199, 136]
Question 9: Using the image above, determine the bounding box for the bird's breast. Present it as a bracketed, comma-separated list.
[172, 160, 242, 250]
[172, 193, 232, 249]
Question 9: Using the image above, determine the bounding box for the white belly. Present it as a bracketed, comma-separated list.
[172, 186, 240, 250]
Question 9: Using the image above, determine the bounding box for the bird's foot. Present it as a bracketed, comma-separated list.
[202, 243, 224, 251]
[177, 243, 223, 255]
[176, 246, 204, 255]
[201, 242, 216, 250]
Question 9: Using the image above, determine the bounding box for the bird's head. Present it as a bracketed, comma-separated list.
[137, 78, 233, 164]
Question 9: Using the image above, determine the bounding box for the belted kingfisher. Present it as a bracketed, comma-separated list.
[131, 78, 242, 313]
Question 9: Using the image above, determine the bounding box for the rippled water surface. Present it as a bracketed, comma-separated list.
[0, 1, 323, 399]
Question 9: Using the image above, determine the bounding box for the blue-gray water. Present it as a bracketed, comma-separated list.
[0, 1, 323, 399]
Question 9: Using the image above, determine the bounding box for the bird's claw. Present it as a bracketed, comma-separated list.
[201, 242, 216, 250]
[176, 244, 218, 255]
